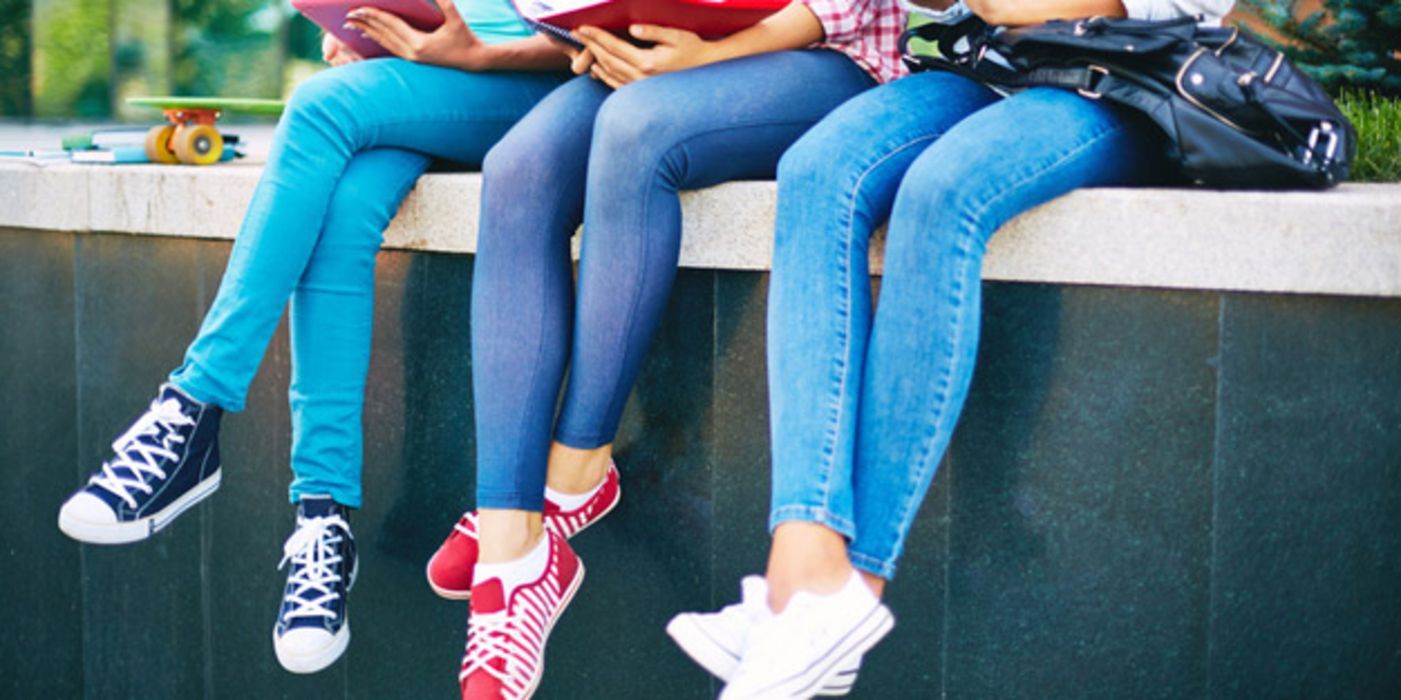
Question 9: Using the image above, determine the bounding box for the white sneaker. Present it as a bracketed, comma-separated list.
[718, 572, 893, 700]
[667, 576, 861, 696]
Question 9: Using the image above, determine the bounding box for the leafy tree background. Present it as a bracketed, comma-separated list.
[0, 0, 33, 116]
[2, 1, 1398, 119]
[1239, 0, 1401, 96]
[1, 0, 322, 119]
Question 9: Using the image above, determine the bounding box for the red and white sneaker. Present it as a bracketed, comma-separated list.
[427, 463, 620, 599]
[459, 531, 585, 700]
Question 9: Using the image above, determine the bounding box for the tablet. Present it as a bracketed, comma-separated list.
[293, 0, 446, 58]
[516, 0, 787, 39]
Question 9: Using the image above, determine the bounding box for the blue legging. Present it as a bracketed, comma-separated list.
[168, 58, 566, 507]
[472, 49, 875, 510]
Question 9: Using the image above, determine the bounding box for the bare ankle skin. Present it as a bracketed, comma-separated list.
[545, 442, 612, 495]
[766, 522, 878, 612]
[764, 523, 890, 610]
[477, 509, 544, 564]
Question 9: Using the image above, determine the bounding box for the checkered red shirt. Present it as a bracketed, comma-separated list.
[802, 0, 908, 83]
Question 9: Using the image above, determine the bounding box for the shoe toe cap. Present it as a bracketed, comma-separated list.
[275, 625, 349, 674]
[60, 492, 119, 525]
[276, 626, 338, 655]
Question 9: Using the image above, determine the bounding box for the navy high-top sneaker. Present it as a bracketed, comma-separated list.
[274, 496, 357, 674]
[58, 383, 223, 544]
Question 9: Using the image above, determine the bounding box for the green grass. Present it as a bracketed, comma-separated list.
[1338, 90, 1401, 182]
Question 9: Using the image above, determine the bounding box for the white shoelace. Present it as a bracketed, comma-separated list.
[278, 515, 350, 622]
[89, 398, 195, 508]
[461, 612, 532, 693]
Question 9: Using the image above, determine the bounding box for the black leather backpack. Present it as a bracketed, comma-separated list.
[901, 15, 1356, 189]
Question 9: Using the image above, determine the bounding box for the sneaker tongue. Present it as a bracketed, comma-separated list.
[298, 496, 343, 519]
[470, 578, 507, 615]
[158, 384, 201, 413]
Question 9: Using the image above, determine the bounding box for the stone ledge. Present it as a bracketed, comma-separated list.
[2, 162, 1399, 297]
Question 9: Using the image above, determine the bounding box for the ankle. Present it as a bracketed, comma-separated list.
[765, 522, 857, 612]
[545, 442, 612, 495]
[477, 509, 545, 563]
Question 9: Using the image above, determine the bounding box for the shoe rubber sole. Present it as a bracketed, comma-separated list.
[666, 614, 743, 681]
[759, 605, 893, 700]
[58, 469, 222, 545]
[274, 621, 351, 675]
[666, 614, 858, 696]
[428, 485, 620, 602]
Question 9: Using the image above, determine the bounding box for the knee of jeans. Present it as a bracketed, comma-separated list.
[481, 124, 570, 195]
[776, 130, 830, 188]
[890, 155, 990, 259]
[282, 67, 362, 136]
[591, 85, 682, 181]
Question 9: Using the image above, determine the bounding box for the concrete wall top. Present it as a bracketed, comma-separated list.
[1, 161, 1398, 297]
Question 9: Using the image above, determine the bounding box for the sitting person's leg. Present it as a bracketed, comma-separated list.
[173, 60, 565, 412]
[666, 70, 999, 693]
[456, 75, 608, 700]
[843, 87, 1166, 582]
[551, 47, 874, 499]
[722, 84, 1167, 700]
[58, 59, 564, 546]
[454, 49, 875, 697]
[272, 147, 430, 674]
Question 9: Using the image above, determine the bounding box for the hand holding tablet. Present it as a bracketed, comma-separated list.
[293, 0, 446, 58]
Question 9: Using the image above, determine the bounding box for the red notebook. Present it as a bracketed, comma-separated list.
[292, 0, 445, 58]
[515, 0, 788, 38]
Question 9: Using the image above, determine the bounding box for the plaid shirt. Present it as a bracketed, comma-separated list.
[802, 0, 908, 84]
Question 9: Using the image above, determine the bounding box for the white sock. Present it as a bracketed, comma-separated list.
[545, 472, 605, 512]
[473, 534, 550, 596]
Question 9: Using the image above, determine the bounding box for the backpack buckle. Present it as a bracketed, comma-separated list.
[1303, 121, 1339, 165]
[1078, 65, 1111, 99]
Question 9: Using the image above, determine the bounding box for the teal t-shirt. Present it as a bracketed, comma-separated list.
[455, 0, 533, 44]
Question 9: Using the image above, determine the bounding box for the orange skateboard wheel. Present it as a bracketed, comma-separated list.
[172, 124, 223, 166]
[144, 125, 180, 164]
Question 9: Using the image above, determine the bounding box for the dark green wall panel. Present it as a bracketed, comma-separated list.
[73, 234, 214, 699]
[554, 269, 718, 700]
[196, 243, 343, 699]
[6, 230, 1401, 699]
[0, 230, 82, 698]
[944, 285, 1217, 699]
[1210, 294, 1401, 699]
[345, 251, 479, 699]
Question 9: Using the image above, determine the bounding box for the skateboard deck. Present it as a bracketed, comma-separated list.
[127, 97, 284, 165]
[127, 97, 286, 116]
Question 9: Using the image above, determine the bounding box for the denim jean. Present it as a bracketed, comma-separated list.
[168, 58, 566, 507]
[768, 71, 1168, 579]
[473, 50, 875, 510]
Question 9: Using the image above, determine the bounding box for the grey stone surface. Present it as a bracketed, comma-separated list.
[3, 160, 1398, 297]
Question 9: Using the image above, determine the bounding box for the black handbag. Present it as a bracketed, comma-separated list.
[900, 15, 1356, 189]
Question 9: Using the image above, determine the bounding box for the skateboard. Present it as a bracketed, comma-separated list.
[127, 97, 285, 165]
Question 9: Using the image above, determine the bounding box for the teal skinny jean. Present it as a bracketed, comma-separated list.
[169, 58, 566, 507]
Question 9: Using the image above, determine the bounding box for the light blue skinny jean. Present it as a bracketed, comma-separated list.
[768, 71, 1169, 578]
[168, 58, 566, 507]
[472, 50, 875, 510]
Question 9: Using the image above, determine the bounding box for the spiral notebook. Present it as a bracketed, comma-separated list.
[516, 0, 787, 38]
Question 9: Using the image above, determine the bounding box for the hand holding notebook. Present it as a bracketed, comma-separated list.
[515, 0, 788, 39]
